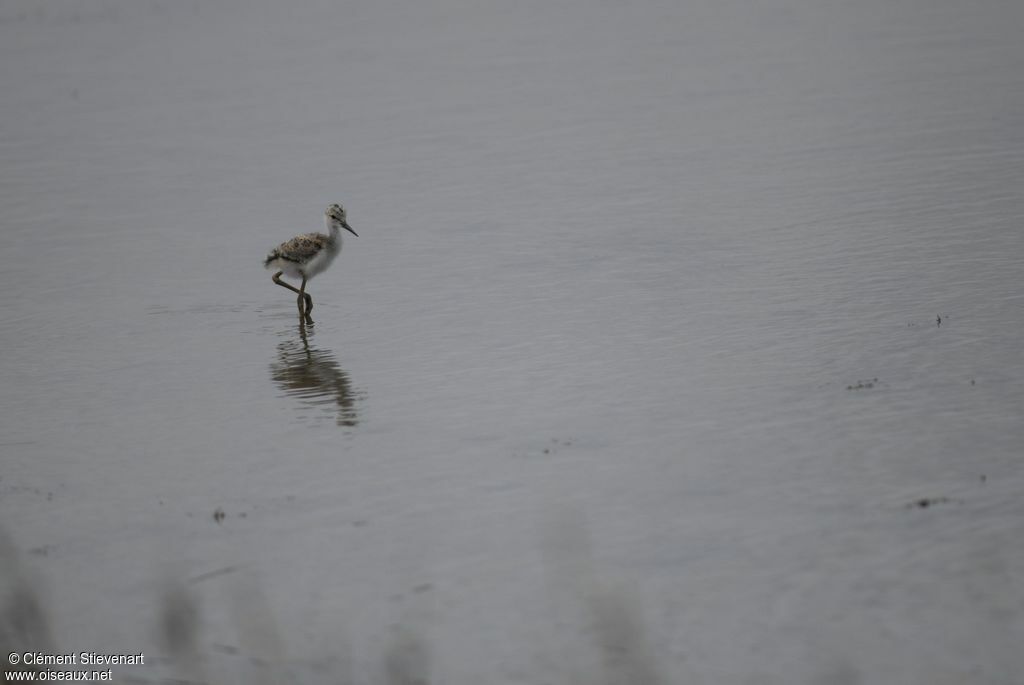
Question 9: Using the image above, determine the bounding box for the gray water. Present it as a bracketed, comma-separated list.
[1, 0, 1023, 683]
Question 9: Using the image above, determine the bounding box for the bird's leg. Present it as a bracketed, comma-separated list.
[272, 271, 304, 297]
[273, 271, 311, 320]
[300, 276, 313, 317]
[299, 276, 314, 324]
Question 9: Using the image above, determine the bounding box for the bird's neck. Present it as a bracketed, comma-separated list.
[324, 216, 344, 239]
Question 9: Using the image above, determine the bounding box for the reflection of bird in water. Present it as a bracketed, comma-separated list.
[264, 203, 358, 325]
[269, 324, 360, 427]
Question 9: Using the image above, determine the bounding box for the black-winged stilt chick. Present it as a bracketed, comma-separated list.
[264, 203, 358, 324]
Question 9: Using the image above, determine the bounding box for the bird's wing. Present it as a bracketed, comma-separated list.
[267, 233, 330, 263]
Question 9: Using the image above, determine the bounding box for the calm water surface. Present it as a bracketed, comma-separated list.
[1, 0, 1022, 682]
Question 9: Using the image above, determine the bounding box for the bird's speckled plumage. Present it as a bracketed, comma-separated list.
[264, 232, 333, 271]
[264, 203, 356, 280]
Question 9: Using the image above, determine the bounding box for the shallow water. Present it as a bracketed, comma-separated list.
[2, 0, 1023, 682]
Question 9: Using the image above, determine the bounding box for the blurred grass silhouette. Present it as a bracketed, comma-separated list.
[0, 519, 669, 685]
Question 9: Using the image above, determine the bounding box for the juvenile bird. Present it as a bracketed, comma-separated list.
[264, 204, 358, 324]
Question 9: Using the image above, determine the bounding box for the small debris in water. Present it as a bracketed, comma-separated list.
[213, 507, 226, 523]
[846, 378, 878, 390]
[907, 496, 953, 509]
[188, 565, 240, 584]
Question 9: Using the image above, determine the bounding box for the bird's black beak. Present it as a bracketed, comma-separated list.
[343, 222, 358, 237]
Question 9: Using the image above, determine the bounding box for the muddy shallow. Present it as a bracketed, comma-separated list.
[2, 0, 1022, 682]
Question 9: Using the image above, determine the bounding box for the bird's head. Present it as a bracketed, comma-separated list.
[326, 203, 358, 236]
